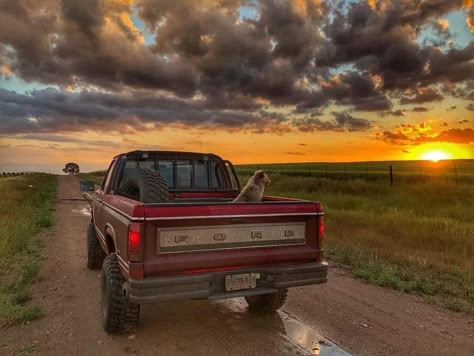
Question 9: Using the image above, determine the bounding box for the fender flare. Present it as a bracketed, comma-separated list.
[104, 223, 118, 254]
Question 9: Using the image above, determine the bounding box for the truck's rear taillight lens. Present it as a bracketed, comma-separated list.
[319, 217, 325, 241]
[128, 223, 142, 262]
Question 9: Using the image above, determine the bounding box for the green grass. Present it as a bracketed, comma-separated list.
[239, 172, 474, 313]
[0, 174, 57, 326]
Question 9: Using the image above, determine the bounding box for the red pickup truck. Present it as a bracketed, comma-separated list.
[83, 151, 327, 334]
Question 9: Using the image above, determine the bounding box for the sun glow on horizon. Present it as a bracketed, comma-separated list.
[421, 150, 451, 162]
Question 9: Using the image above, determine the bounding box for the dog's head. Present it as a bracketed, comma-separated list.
[254, 170, 271, 186]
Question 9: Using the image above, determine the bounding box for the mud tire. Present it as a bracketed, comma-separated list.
[118, 168, 168, 203]
[101, 254, 140, 334]
[86, 223, 105, 270]
[245, 289, 288, 312]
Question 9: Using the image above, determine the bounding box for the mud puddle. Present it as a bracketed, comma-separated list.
[223, 299, 351, 355]
[71, 206, 91, 216]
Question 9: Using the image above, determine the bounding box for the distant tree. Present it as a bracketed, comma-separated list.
[63, 162, 80, 175]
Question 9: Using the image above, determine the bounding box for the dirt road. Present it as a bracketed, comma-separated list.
[1, 176, 473, 355]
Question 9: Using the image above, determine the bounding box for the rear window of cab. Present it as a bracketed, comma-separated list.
[124, 157, 225, 189]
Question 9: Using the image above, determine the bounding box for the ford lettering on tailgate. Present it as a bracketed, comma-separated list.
[157, 222, 306, 254]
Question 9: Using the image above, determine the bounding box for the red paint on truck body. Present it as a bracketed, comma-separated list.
[90, 151, 325, 280]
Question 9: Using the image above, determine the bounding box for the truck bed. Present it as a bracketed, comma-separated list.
[91, 191, 324, 278]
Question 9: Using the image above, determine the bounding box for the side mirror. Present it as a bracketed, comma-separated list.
[80, 180, 95, 192]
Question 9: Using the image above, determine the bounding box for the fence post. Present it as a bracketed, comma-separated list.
[365, 164, 369, 182]
[454, 164, 458, 184]
[419, 166, 422, 181]
[325, 165, 328, 179]
[389, 165, 393, 186]
[344, 164, 347, 182]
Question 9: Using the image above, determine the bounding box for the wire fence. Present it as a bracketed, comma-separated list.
[0, 171, 37, 177]
[236, 160, 474, 185]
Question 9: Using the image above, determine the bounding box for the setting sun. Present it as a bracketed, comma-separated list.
[421, 150, 450, 162]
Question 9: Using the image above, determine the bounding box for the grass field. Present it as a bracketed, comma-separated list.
[0, 174, 57, 327]
[237, 172, 474, 313]
[81, 159, 473, 312]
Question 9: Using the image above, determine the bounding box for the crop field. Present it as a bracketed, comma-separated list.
[0, 174, 57, 326]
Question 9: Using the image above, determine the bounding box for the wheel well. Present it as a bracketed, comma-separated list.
[105, 234, 116, 254]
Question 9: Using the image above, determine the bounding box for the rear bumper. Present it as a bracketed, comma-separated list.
[123, 261, 328, 304]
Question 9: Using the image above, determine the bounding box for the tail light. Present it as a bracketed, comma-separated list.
[128, 222, 142, 262]
[318, 217, 325, 242]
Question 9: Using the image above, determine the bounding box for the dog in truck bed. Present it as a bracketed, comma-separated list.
[233, 170, 271, 202]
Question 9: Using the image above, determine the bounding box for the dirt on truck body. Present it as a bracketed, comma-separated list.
[83, 151, 328, 334]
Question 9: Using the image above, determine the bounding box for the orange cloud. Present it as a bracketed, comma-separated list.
[377, 121, 474, 146]
[437, 19, 449, 30]
[293, 0, 322, 17]
[463, 0, 474, 32]
[1, 64, 12, 76]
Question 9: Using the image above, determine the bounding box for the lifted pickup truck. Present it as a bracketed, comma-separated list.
[83, 151, 327, 334]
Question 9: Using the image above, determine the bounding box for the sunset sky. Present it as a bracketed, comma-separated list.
[0, 0, 473, 173]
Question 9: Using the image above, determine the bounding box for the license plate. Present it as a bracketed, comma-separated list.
[225, 273, 260, 291]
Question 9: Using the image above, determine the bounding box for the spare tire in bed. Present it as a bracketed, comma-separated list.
[118, 168, 168, 203]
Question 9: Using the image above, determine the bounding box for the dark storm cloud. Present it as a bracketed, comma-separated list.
[412, 106, 429, 112]
[399, 88, 443, 104]
[317, 1, 474, 90]
[379, 109, 405, 117]
[0, 0, 473, 136]
[0, 88, 287, 134]
[2, 133, 119, 147]
[0, 0, 198, 95]
[295, 111, 372, 132]
[296, 71, 392, 111]
[333, 111, 372, 130]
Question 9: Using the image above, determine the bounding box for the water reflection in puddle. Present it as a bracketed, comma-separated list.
[71, 207, 91, 216]
[223, 299, 351, 356]
[279, 311, 351, 356]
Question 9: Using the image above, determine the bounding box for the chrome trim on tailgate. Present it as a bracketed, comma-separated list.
[157, 222, 306, 254]
[148, 212, 322, 221]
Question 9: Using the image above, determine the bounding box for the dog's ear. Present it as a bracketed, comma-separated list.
[255, 170, 265, 178]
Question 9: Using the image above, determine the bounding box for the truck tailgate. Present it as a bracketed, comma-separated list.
[142, 201, 324, 276]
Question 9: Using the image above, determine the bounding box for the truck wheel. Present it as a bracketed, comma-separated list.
[245, 289, 288, 312]
[86, 223, 105, 270]
[101, 254, 140, 334]
[118, 168, 168, 203]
